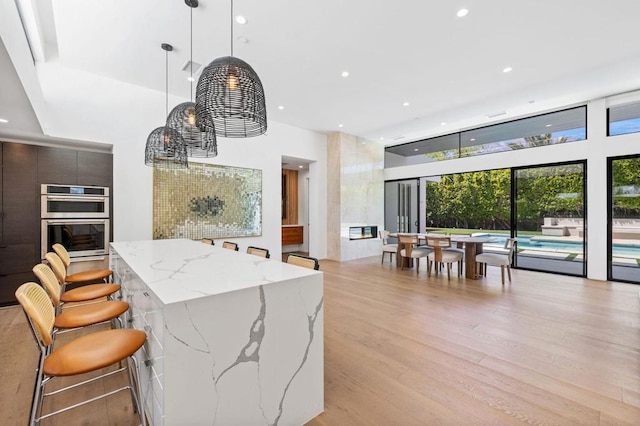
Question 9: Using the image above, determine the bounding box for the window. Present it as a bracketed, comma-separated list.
[384, 106, 587, 167]
[607, 100, 640, 136]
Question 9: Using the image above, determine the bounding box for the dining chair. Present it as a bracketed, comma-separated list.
[15, 282, 146, 426]
[286, 253, 320, 270]
[475, 237, 517, 284]
[247, 246, 270, 258]
[44, 252, 121, 303]
[52, 243, 113, 284]
[426, 236, 463, 280]
[33, 263, 129, 338]
[398, 234, 431, 272]
[222, 241, 239, 251]
[379, 230, 398, 264]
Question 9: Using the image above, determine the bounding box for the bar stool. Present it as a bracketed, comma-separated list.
[286, 253, 320, 270]
[52, 243, 112, 284]
[33, 263, 129, 336]
[15, 282, 146, 426]
[44, 252, 120, 302]
[222, 241, 239, 251]
[247, 246, 270, 258]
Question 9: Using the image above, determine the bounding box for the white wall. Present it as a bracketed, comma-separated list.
[385, 98, 640, 281]
[29, 61, 328, 260]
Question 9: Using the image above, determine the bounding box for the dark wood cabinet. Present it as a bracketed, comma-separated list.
[0, 143, 38, 306]
[37, 147, 113, 187]
[78, 151, 113, 187]
[37, 146, 78, 184]
[0, 142, 113, 305]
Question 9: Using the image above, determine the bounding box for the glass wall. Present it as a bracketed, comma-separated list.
[384, 161, 587, 278]
[608, 155, 640, 283]
[385, 106, 587, 167]
[512, 162, 586, 276]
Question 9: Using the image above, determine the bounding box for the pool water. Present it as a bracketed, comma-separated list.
[479, 233, 640, 258]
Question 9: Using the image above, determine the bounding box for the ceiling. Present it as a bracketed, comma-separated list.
[3, 0, 640, 147]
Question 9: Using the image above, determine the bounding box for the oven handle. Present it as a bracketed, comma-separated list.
[45, 196, 107, 202]
[44, 219, 107, 225]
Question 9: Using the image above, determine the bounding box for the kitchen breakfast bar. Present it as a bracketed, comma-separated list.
[109, 239, 324, 425]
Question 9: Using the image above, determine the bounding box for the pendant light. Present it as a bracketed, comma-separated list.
[195, 0, 267, 138]
[166, 0, 218, 158]
[145, 43, 189, 169]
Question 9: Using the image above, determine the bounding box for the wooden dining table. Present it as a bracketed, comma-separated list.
[390, 233, 497, 279]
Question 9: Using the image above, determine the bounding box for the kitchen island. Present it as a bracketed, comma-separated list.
[110, 239, 323, 425]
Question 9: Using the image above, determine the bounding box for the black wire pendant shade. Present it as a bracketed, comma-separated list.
[167, 102, 218, 158]
[195, 0, 267, 138]
[195, 56, 267, 138]
[144, 43, 189, 169]
[144, 126, 189, 168]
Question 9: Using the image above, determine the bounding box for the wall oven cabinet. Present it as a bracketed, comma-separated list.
[41, 219, 110, 259]
[41, 184, 109, 218]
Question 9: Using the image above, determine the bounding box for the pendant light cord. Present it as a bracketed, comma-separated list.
[230, 0, 234, 57]
[190, 5, 194, 101]
[165, 48, 169, 119]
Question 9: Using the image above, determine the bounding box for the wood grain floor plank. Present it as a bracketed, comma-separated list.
[3, 255, 640, 425]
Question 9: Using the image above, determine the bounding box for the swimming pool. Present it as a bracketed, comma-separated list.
[478, 233, 640, 258]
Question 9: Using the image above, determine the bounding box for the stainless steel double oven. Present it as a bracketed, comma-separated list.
[40, 184, 110, 260]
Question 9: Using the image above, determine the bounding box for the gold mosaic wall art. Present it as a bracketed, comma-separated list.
[153, 162, 262, 239]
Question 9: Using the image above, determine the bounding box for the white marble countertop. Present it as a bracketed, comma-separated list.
[110, 239, 321, 306]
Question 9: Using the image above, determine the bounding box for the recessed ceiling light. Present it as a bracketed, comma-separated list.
[414, 148, 419, 152]
[379, 137, 385, 141]
[338, 124, 344, 128]
[187, 76, 195, 82]
[299, 165, 303, 169]
[341, 71, 350, 77]
[0, 118, 8, 123]
[440, 122, 447, 126]
[237, 36, 249, 44]
[503, 66, 513, 73]
[235, 15, 247, 24]
[457, 8, 469, 17]
[470, 138, 476, 141]
[545, 124, 552, 127]
[403, 102, 410, 107]
[278, 105, 284, 110]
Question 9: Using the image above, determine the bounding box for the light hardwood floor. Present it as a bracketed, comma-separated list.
[2, 256, 639, 425]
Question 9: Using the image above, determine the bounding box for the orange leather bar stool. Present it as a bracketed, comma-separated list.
[286, 253, 320, 270]
[52, 243, 113, 284]
[33, 263, 128, 335]
[44, 252, 120, 302]
[247, 246, 270, 258]
[222, 241, 239, 251]
[15, 282, 146, 426]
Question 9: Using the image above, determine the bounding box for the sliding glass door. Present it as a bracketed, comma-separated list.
[608, 155, 640, 283]
[384, 179, 419, 242]
[512, 161, 586, 276]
